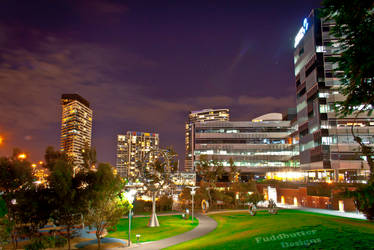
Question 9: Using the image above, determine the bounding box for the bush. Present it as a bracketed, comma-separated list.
[157, 195, 173, 211]
[133, 199, 152, 213]
[246, 193, 264, 205]
[54, 236, 67, 247]
[24, 240, 44, 250]
[351, 184, 374, 221]
[24, 235, 67, 250]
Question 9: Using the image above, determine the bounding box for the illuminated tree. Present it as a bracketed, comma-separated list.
[85, 163, 131, 249]
[196, 155, 224, 208]
[133, 148, 178, 227]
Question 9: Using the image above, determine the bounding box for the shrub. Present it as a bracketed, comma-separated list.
[246, 193, 264, 205]
[24, 235, 67, 250]
[157, 195, 173, 211]
[351, 184, 374, 221]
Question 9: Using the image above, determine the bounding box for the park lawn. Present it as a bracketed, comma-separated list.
[168, 210, 374, 250]
[107, 215, 198, 243]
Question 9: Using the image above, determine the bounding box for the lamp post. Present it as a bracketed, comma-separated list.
[187, 186, 198, 223]
[124, 188, 137, 247]
[17, 153, 27, 160]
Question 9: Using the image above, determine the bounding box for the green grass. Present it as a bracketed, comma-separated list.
[167, 210, 374, 250]
[107, 215, 198, 243]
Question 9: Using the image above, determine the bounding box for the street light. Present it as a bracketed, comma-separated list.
[187, 186, 199, 223]
[0, 136, 3, 145]
[18, 153, 27, 160]
[124, 188, 137, 247]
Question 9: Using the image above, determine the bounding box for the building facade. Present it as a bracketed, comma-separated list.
[116, 131, 159, 178]
[185, 108, 229, 172]
[192, 112, 299, 181]
[293, 9, 373, 182]
[60, 94, 92, 166]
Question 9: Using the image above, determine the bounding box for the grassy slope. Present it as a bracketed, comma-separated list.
[168, 210, 374, 250]
[107, 215, 198, 243]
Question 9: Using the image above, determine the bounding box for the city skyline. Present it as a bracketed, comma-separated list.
[0, 0, 322, 166]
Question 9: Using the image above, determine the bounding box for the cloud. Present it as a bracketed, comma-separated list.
[191, 96, 235, 107]
[0, 31, 297, 163]
[238, 95, 295, 108]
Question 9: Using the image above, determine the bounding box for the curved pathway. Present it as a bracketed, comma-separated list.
[126, 213, 217, 249]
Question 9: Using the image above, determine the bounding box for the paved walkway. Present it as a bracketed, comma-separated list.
[121, 213, 217, 250]
[277, 204, 366, 220]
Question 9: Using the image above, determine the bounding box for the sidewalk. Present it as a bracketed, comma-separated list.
[276, 204, 366, 220]
[119, 213, 217, 250]
[127, 212, 182, 219]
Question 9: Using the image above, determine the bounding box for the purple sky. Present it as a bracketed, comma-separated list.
[0, 0, 322, 168]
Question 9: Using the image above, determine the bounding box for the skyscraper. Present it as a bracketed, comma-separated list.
[116, 131, 159, 178]
[60, 94, 93, 166]
[293, 9, 373, 182]
[185, 108, 229, 172]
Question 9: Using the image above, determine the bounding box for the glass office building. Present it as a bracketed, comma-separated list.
[293, 9, 373, 182]
[192, 112, 299, 180]
[185, 108, 229, 172]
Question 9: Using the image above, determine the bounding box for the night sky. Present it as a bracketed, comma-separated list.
[0, 0, 322, 168]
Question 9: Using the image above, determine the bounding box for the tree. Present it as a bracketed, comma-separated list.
[15, 186, 53, 241]
[322, 0, 374, 221]
[321, 0, 374, 180]
[48, 158, 88, 249]
[0, 216, 11, 249]
[134, 148, 178, 227]
[196, 155, 224, 208]
[228, 158, 240, 183]
[81, 143, 97, 170]
[0, 149, 33, 249]
[44, 146, 69, 171]
[85, 163, 131, 249]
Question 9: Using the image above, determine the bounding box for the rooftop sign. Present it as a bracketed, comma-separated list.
[294, 18, 309, 48]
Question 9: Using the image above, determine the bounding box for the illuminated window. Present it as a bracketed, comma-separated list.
[316, 46, 326, 53]
[322, 137, 332, 145]
[318, 92, 329, 98]
[319, 104, 330, 113]
[321, 120, 330, 129]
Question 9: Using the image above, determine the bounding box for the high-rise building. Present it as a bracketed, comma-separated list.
[192, 112, 299, 181]
[116, 131, 159, 178]
[293, 9, 373, 182]
[60, 94, 92, 166]
[185, 108, 229, 172]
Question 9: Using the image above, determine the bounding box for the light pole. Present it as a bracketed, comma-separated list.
[187, 186, 198, 223]
[124, 188, 137, 247]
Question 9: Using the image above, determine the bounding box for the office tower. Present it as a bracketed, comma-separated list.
[60, 94, 92, 166]
[293, 9, 373, 182]
[192, 112, 299, 181]
[185, 108, 229, 172]
[116, 131, 159, 178]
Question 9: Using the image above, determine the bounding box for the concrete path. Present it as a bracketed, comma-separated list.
[123, 213, 217, 250]
[277, 204, 366, 220]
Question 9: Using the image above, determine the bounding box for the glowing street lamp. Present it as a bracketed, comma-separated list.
[18, 153, 27, 160]
[0, 136, 3, 145]
[124, 188, 137, 247]
[187, 186, 199, 223]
